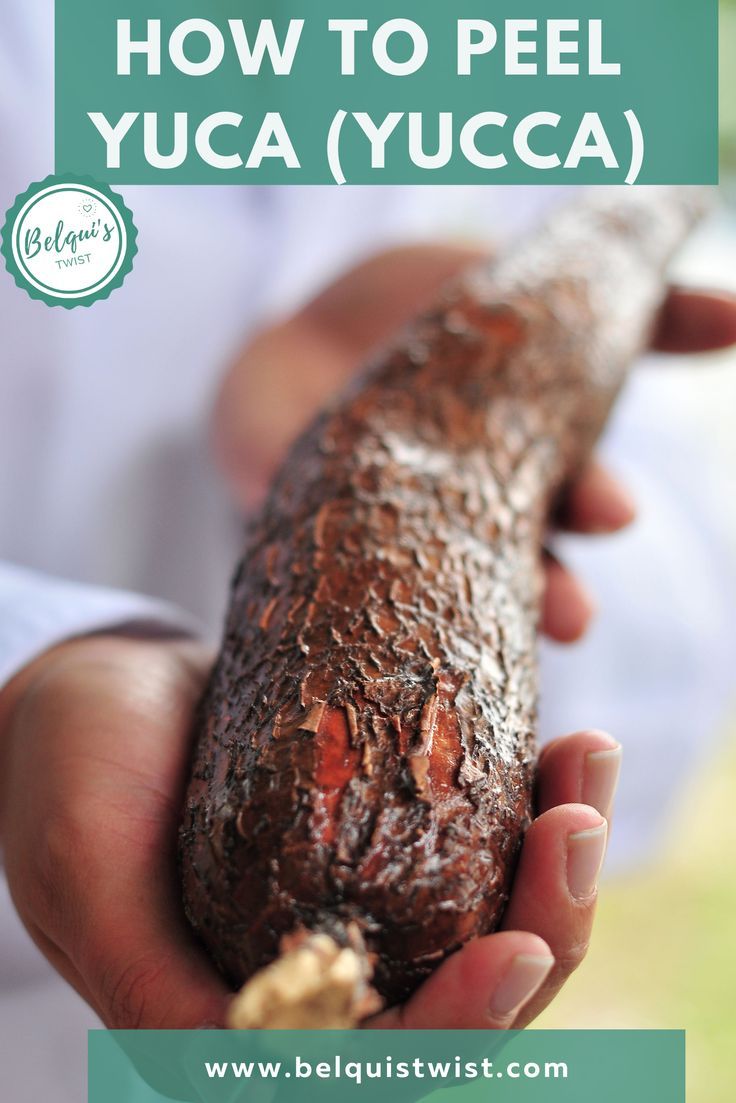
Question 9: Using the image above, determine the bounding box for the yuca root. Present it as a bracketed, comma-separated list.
[182, 188, 710, 1007]
[227, 926, 382, 1030]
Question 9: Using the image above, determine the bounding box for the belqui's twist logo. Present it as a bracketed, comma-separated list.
[1, 175, 137, 308]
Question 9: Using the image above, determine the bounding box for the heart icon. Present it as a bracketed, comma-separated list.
[83, 203, 93, 213]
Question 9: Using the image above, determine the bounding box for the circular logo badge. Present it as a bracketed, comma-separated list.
[1, 175, 137, 308]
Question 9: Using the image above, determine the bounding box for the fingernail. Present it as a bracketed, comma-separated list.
[610, 486, 637, 527]
[489, 954, 555, 1019]
[567, 822, 607, 900]
[588, 503, 637, 534]
[582, 743, 621, 819]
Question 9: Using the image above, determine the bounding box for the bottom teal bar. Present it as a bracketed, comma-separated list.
[88, 1029, 685, 1103]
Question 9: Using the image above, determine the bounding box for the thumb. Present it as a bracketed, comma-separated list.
[4, 635, 230, 1029]
[75, 863, 230, 1029]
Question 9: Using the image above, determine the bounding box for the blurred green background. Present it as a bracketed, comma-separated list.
[539, 11, 736, 1100]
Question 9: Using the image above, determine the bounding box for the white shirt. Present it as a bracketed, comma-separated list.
[2, 4, 736, 1100]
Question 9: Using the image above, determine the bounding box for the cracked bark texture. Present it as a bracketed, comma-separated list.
[180, 189, 707, 1006]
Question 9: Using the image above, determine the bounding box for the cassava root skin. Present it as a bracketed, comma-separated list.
[180, 188, 709, 1010]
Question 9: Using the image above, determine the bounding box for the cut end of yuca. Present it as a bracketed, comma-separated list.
[227, 925, 382, 1030]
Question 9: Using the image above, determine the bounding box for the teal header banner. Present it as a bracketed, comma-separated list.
[55, 1, 718, 185]
[88, 1029, 685, 1102]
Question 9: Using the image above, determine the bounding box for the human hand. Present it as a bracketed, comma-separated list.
[212, 245, 736, 645]
[0, 633, 619, 1031]
[0, 634, 229, 1029]
[1, 277, 730, 1034]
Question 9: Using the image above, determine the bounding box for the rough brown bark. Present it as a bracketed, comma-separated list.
[180, 189, 707, 1009]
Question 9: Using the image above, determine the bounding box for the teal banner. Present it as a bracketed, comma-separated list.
[55, 1, 718, 185]
[88, 1029, 685, 1102]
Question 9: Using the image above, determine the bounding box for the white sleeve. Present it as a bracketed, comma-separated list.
[0, 561, 204, 690]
